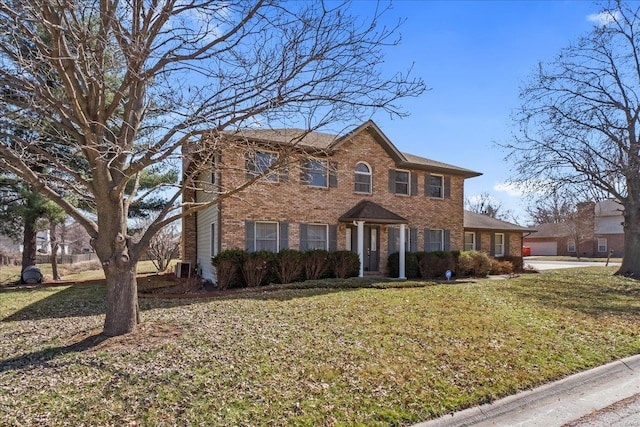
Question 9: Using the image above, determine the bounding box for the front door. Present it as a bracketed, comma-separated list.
[351, 225, 380, 271]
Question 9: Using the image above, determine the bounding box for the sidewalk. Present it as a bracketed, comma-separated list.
[414, 354, 640, 427]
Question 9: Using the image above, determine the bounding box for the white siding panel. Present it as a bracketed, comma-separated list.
[595, 216, 623, 234]
[527, 242, 557, 256]
[195, 170, 219, 281]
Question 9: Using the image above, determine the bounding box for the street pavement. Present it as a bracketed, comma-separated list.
[415, 355, 640, 427]
[524, 259, 620, 270]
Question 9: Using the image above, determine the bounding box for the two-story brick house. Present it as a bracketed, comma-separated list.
[182, 120, 484, 280]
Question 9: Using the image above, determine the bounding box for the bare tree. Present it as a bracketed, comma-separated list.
[0, 0, 424, 336]
[505, 0, 640, 276]
[137, 221, 180, 273]
[465, 192, 516, 222]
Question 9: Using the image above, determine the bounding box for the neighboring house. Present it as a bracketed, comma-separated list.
[524, 199, 624, 257]
[182, 120, 483, 280]
[463, 211, 535, 258]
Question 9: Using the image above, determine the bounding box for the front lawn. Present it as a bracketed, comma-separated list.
[1, 268, 640, 426]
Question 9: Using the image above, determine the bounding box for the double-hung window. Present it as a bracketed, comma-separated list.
[255, 222, 278, 252]
[354, 162, 372, 193]
[429, 175, 444, 198]
[392, 170, 410, 195]
[302, 158, 335, 188]
[247, 151, 278, 182]
[426, 229, 444, 252]
[464, 232, 475, 251]
[597, 238, 608, 253]
[306, 224, 328, 250]
[567, 240, 576, 253]
[494, 233, 505, 257]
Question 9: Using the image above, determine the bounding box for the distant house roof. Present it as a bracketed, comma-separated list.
[463, 210, 535, 233]
[339, 200, 408, 224]
[526, 222, 571, 238]
[225, 120, 482, 178]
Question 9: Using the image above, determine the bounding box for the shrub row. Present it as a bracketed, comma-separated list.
[211, 249, 360, 289]
[388, 251, 522, 280]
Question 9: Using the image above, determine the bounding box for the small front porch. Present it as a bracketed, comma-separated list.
[339, 200, 409, 280]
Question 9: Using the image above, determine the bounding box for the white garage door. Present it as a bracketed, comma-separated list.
[527, 242, 557, 256]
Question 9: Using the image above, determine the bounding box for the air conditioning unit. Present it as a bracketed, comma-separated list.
[175, 262, 191, 278]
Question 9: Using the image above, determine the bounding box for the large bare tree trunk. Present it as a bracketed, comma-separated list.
[617, 206, 640, 278]
[103, 267, 139, 336]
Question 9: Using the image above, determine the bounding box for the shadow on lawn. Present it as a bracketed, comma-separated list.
[0, 332, 108, 373]
[2, 279, 385, 323]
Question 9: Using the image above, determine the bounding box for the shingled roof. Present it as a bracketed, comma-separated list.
[339, 200, 408, 224]
[464, 210, 535, 233]
[224, 120, 481, 178]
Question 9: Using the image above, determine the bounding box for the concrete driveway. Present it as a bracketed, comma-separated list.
[524, 259, 620, 271]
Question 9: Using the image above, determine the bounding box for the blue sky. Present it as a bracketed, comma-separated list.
[353, 1, 605, 224]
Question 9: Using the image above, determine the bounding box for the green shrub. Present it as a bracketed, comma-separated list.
[387, 252, 419, 278]
[275, 249, 304, 284]
[304, 250, 331, 280]
[212, 249, 247, 289]
[418, 251, 456, 279]
[242, 251, 276, 287]
[332, 251, 361, 279]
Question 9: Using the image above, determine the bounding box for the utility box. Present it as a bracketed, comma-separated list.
[175, 262, 191, 278]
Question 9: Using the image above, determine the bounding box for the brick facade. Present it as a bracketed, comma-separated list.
[182, 121, 481, 279]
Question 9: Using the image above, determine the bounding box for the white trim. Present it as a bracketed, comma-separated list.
[428, 174, 444, 199]
[306, 223, 329, 250]
[393, 168, 411, 196]
[354, 161, 372, 194]
[597, 238, 608, 253]
[464, 231, 476, 251]
[494, 233, 505, 257]
[255, 221, 279, 252]
[304, 158, 329, 188]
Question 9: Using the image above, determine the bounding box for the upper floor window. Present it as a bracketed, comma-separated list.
[301, 159, 337, 188]
[354, 162, 372, 194]
[429, 175, 444, 198]
[246, 151, 278, 182]
[389, 169, 410, 195]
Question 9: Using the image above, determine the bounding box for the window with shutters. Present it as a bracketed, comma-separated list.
[255, 222, 278, 252]
[303, 159, 328, 187]
[246, 151, 279, 182]
[354, 162, 372, 194]
[464, 232, 475, 251]
[494, 233, 505, 257]
[426, 229, 444, 252]
[392, 170, 410, 195]
[307, 224, 328, 250]
[429, 174, 444, 198]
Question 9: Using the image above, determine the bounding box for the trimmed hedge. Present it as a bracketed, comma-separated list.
[388, 250, 503, 279]
[211, 249, 360, 288]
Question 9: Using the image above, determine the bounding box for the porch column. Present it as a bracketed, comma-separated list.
[356, 220, 365, 278]
[399, 223, 406, 280]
